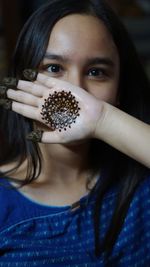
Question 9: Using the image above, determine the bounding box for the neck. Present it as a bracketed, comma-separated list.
[37, 142, 91, 185]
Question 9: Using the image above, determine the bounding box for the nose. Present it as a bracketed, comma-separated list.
[64, 69, 86, 90]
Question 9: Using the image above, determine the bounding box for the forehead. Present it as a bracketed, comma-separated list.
[46, 14, 119, 63]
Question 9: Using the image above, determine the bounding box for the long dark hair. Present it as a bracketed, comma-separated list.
[0, 0, 150, 257]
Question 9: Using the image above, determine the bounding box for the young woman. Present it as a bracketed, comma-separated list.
[0, 0, 150, 266]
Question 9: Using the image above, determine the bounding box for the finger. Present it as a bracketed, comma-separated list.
[36, 73, 88, 98]
[26, 130, 44, 142]
[37, 73, 66, 89]
[42, 130, 65, 143]
[23, 69, 38, 81]
[12, 101, 39, 120]
[0, 85, 8, 99]
[22, 69, 50, 86]
[27, 129, 66, 144]
[2, 77, 18, 89]
[0, 99, 12, 110]
[7, 89, 40, 107]
[17, 80, 47, 97]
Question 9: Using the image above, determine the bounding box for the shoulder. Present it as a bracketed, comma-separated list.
[119, 175, 150, 238]
[125, 175, 150, 218]
[0, 176, 30, 233]
[134, 175, 150, 201]
[0, 177, 16, 231]
[111, 176, 150, 263]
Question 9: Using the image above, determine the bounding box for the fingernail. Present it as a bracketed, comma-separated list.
[23, 69, 38, 81]
[0, 99, 12, 110]
[2, 77, 18, 89]
[0, 85, 8, 99]
[26, 130, 43, 142]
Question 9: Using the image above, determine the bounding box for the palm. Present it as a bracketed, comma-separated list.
[8, 73, 103, 143]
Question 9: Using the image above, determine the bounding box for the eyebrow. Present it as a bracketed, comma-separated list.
[44, 53, 115, 67]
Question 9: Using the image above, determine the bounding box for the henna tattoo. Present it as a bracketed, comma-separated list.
[26, 130, 44, 142]
[0, 85, 8, 99]
[23, 69, 38, 81]
[40, 91, 80, 131]
[0, 99, 12, 110]
[0, 77, 18, 99]
[2, 77, 18, 89]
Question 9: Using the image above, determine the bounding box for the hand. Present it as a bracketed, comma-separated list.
[6, 73, 104, 143]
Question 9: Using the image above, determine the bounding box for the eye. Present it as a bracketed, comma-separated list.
[41, 64, 63, 76]
[87, 67, 108, 79]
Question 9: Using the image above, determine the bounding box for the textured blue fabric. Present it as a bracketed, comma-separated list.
[0, 176, 150, 266]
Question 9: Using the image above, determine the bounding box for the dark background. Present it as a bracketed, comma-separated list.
[0, 0, 150, 79]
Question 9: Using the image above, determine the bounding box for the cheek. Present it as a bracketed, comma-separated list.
[88, 84, 118, 105]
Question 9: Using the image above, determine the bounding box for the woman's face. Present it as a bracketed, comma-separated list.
[41, 14, 120, 105]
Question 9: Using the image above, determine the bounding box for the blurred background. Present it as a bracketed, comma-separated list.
[0, 0, 150, 80]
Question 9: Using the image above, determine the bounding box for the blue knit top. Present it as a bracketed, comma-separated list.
[0, 175, 150, 267]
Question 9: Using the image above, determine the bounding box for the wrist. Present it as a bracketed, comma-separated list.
[93, 101, 110, 140]
[94, 102, 116, 142]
